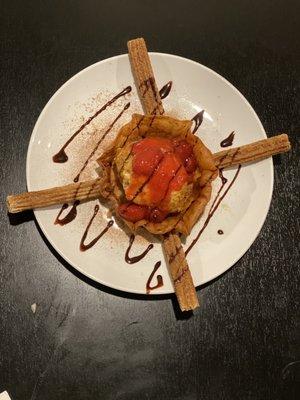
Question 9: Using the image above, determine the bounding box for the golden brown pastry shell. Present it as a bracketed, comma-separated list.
[97, 114, 217, 235]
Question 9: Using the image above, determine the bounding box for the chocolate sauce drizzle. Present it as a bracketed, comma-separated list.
[80, 204, 114, 251]
[149, 115, 156, 126]
[119, 163, 181, 226]
[217, 147, 241, 169]
[134, 157, 181, 204]
[185, 165, 241, 255]
[140, 77, 155, 96]
[220, 131, 235, 148]
[146, 261, 163, 294]
[139, 77, 161, 105]
[126, 153, 165, 201]
[119, 116, 147, 175]
[125, 234, 154, 264]
[159, 165, 182, 204]
[159, 81, 173, 100]
[119, 115, 145, 152]
[52, 86, 132, 163]
[219, 168, 228, 185]
[202, 169, 228, 217]
[174, 265, 189, 284]
[167, 242, 182, 264]
[54, 200, 80, 226]
[54, 89, 131, 226]
[73, 102, 130, 183]
[191, 110, 204, 134]
[54, 180, 82, 225]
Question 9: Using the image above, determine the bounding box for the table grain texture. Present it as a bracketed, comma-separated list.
[0, 1, 299, 399]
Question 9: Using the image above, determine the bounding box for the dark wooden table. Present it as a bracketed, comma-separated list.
[1, 1, 299, 399]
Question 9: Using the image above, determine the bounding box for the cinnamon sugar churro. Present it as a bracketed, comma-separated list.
[127, 38, 200, 310]
[127, 38, 164, 116]
[7, 178, 103, 213]
[163, 232, 199, 311]
[214, 134, 290, 168]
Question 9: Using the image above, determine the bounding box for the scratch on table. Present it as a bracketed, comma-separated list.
[127, 321, 140, 327]
[30, 344, 64, 400]
[45, 301, 73, 330]
[57, 312, 69, 328]
[281, 360, 300, 379]
[44, 282, 60, 317]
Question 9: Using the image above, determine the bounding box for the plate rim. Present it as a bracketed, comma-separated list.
[26, 52, 274, 295]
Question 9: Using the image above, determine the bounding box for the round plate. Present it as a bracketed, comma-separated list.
[26, 53, 273, 294]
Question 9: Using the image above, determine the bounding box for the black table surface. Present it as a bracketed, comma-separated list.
[1, 1, 299, 399]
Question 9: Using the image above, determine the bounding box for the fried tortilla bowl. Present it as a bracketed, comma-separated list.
[98, 113, 217, 235]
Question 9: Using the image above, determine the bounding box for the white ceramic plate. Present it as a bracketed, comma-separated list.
[26, 53, 273, 294]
